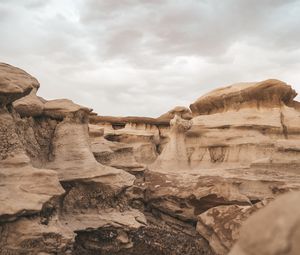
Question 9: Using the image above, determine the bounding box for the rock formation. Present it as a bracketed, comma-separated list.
[1, 63, 300, 255]
[88, 79, 300, 255]
[229, 191, 300, 255]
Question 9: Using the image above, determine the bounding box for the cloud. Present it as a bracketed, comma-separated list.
[0, 0, 300, 116]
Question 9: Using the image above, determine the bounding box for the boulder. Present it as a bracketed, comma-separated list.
[229, 191, 300, 255]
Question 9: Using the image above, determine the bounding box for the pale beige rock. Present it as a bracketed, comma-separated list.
[0, 63, 39, 105]
[158, 106, 193, 121]
[13, 87, 44, 117]
[186, 105, 300, 168]
[44, 99, 92, 119]
[88, 123, 104, 137]
[64, 210, 147, 232]
[145, 166, 300, 217]
[0, 166, 64, 222]
[190, 79, 297, 115]
[150, 114, 192, 170]
[90, 119, 160, 172]
[229, 191, 300, 255]
[84, 79, 300, 253]
[2, 62, 300, 255]
[47, 118, 135, 191]
[91, 136, 147, 172]
[143, 164, 300, 254]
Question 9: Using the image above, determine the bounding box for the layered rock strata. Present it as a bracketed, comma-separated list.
[90, 79, 300, 254]
[1, 63, 300, 255]
[0, 63, 214, 254]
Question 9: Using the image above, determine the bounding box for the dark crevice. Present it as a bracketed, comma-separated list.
[280, 111, 288, 139]
[112, 123, 126, 130]
[189, 194, 253, 215]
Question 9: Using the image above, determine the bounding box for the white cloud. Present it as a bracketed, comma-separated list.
[0, 0, 300, 116]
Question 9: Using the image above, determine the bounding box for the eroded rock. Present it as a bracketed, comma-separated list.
[0, 63, 39, 106]
[1, 63, 300, 255]
[190, 79, 297, 115]
[229, 191, 300, 255]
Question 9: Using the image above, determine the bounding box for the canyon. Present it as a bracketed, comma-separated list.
[0, 62, 300, 255]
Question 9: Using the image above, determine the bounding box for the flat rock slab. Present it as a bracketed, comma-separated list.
[0, 167, 64, 222]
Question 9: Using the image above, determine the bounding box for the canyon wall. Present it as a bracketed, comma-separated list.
[1, 63, 300, 254]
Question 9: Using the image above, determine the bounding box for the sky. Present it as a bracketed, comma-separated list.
[1, 0, 300, 117]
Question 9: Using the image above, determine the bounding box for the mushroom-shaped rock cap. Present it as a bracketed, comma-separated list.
[44, 99, 92, 119]
[13, 89, 44, 117]
[0, 63, 39, 106]
[190, 79, 297, 116]
[158, 106, 193, 121]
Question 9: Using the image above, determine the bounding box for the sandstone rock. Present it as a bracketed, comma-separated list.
[0, 217, 74, 254]
[47, 117, 135, 191]
[91, 136, 147, 173]
[44, 99, 92, 119]
[190, 79, 297, 115]
[89, 115, 170, 126]
[86, 78, 300, 254]
[143, 166, 300, 254]
[186, 106, 300, 169]
[0, 63, 39, 106]
[150, 114, 192, 170]
[197, 204, 263, 255]
[0, 99, 64, 224]
[2, 62, 300, 255]
[89, 123, 104, 137]
[13, 87, 44, 117]
[158, 106, 193, 121]
[0, 166, 64, 222]
[90, 118, 160, 173]
[229, 191, 300, 255]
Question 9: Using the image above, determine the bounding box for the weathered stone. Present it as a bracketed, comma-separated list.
[229, 191, 300, 255]
[1, 62, 300, 255]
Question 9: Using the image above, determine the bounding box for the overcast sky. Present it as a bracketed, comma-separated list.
[1, 0, 300, 117]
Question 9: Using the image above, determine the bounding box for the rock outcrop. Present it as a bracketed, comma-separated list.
[0, 63, 143, 254]
[0, 63, 39, 106]
[190, 79, 297, 115]
[89, 78, 300, 254]
[1, 62, 300, 255]
[150, 113, 192, 170]
[229, 191, 300, 255]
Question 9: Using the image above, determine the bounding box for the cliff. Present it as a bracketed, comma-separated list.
[1, 63, 300, 255]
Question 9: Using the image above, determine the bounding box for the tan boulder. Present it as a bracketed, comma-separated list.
[229, 191, 300, 255]
[197, 203, 263, 255]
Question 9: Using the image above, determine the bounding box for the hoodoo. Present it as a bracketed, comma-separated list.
[1, 63, 300, 254]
